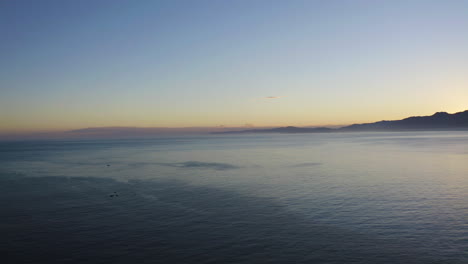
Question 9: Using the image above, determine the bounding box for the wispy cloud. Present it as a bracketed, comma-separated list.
[264, 96, 283, 99]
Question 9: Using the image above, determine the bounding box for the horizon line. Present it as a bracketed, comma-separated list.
[1, 109, 466, 140]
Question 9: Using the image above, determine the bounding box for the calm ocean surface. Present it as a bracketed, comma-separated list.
[1, 132, 467, 263]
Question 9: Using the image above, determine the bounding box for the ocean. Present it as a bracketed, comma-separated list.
[1, 132, 467, 263]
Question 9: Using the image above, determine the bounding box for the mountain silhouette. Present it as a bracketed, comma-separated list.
[213, 126, 333, 134]
[214, 110, 468, 134]
[341, 110, 468, 131]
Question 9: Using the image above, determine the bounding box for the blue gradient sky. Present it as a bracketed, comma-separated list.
[1, 0, 468, 132]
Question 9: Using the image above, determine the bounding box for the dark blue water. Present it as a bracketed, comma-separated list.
[1, 132, 467, 263]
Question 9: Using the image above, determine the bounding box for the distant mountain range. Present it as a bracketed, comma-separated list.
[341, 110, 468, 131]
[3, 111, 467, 141]
[214, 110, 468, 134]
[214, 126, 333, 134]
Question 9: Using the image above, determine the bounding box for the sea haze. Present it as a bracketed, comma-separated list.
[1, 132, 468, 263]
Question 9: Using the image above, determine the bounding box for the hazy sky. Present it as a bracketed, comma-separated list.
[2, 0, 468, 132]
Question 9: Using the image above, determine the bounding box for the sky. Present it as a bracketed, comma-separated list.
[1, 0, 468, 133]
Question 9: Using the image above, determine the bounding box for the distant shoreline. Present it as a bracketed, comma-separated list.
[1, 110, 467, 141]
[213, 110, 468, 134]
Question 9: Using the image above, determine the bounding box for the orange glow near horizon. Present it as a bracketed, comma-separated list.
[2, 1, 468, 135]
[2, 106, 468, 134]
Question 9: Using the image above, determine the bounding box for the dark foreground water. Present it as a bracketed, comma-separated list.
[1, 132, 467, 263]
